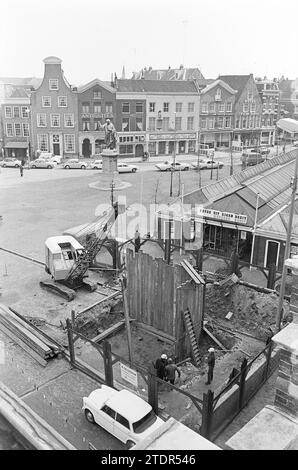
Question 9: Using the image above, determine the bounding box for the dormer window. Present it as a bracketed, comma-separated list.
[93, 90, 102, 99]
[49, 79, 59, 90]
[215, 88, 221, 101]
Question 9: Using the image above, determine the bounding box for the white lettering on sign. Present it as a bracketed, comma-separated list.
[120, 363, 138, 387]
[196, 207, 248, 225]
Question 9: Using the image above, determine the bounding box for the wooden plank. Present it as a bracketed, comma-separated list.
[0, 322, 48, 366]
[181, 259, 205, 285]
[203, 326, 226, 350]
[136, 322, 176, 344]
[77, 290, 122, 316]
[92, 320, 126, 343]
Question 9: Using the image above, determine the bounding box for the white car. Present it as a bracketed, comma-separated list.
[117, 162, 139, 173]
[82, 385, 164, 448]
[192, 158, 224, 169]
[39, 153, 63, 164]
[90, 159, 103, 169]
[30, 159, 56, 169]
[0, 158, 22, 168]
[63, 159, 88, 169]
[155, 161, 190, 172]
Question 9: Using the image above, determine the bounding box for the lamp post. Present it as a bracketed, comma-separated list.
[169, 112, 177, 197]
[25, 108, 31, 169]
[230, 131, 234, 176]
[275, 118, 298, 331]
[196, 128, 202, 188]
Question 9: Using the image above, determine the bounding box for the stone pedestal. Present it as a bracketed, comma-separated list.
[89, 148, 131, 191]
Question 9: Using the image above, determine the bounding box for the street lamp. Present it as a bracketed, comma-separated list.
[169, 112, 177, 197]
[24, 108, 31, 168]
[275, 118, 298, 331]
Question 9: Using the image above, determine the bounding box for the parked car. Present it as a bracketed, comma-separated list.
[155, 161, 190, 171]
[39, 152, 63, 164]
[63, 159, 88, 169]
[0, 158, 22, 168]
[118, 162, 139, 173]
[241, 152, 265, 166]
[30, 159, 56, 169]
[250, 147, 270, 156]
[90, 159, 103, 169]
[82, 385, 164, 448]
[191, 157, 224, 170]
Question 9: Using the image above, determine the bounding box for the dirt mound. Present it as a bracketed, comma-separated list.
[205, 282, 290, 340]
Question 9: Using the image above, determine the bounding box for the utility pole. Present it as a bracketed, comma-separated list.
[196, 129, 202, 188]
[230, 131, 234, 176]
[170, 114, 177, 197]
[276, 149, 298, 331]
[110, 180, 115, 207]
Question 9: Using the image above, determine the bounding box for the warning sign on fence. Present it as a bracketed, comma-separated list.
[120, 363, 138, 387]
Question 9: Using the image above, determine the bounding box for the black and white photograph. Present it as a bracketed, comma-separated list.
[0, 0, 298, 456]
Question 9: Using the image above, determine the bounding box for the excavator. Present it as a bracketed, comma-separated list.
[40, 204, 119, 301]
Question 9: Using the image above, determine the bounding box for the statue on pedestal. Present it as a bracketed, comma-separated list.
[100, 119, 117, 150]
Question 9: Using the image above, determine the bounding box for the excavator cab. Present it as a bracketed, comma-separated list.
[44, 236, 85, 281]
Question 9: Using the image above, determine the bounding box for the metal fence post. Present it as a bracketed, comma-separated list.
[147, 363, 158, 415]
[103, 340, 113, 387]
[200, 390, 214, 439]
[238, 358, 248, 411]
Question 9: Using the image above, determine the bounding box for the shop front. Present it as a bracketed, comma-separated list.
[4, 141, 28, 159]
[118, 133, 146, 158]
[148, 132, 197, 156]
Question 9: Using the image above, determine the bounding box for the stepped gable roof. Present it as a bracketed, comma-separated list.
[116, 79, 198, 94]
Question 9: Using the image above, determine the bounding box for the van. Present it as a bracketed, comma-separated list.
[241, 152, 265, 166]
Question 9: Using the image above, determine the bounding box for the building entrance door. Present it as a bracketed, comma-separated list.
[135, 144, 144, 157]
[82, 139, 91, 158]
[53, 143, 60, 155]
[265, 240, 279, 268]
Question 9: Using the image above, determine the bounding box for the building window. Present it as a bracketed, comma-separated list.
[217, 117, 223, 128]
[136, 117, 143, 131]
[163, 102, 169, 112]
[188, 102, 195, 113]
[22, 123, 29, 137]
[21, 106, 29, 118]
[247, 91, 253, 101]
[201, 103, 208, 114]
[176, 103, 182, 113]
[136, 102, 143, 113]
[4, 106, 12, 118]
[243, 102, 249, 113]
[215, 88, 221, 100]
[201, 118, 207, 129]
[175, 116, 182, 130]
[242, 117, 247, 128]
[225, 117, 231, 128]
[64, 114, 74, 127]
[58, 96, 67, 107]
[105, 103, 113, 113]
[13, 107, 20, 118]
[251, 102, 256, 113]
[82, 102, 90, 113]
[14, 123, 22, 136]
[209, 103, 215, 113]
[93, 90, 102, 99]
[49, 79, 59, 90]
[218, 104, 225, 113]
[51, 114, 60, 127]
[119, 144, 133, 154]
[94, 102, 102, 113]
[42, 96, 51, 107]
[149, 117, 156, 131]
[122, 102, 130, 113]
[187, 116, 194, 130]
[122, 117, 129, 131]
[149, 102, 155, 112]
[94, 119, 101, 131]
[162, 117, 169, 131]
[83, 120, 90, 131]
[209, 118, 215, 129]
[6, 123, 13, 136]
[226, 102, 232, 112]
[64, 134, 75, 153]
[37, 134, 48, 152]
[236, 119, 240, 128]
[37, 114, 47, 127]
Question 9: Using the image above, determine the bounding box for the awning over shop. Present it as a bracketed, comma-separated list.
[4, 142, 28, 149]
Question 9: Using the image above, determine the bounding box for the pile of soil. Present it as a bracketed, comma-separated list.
[205, 282, 290, 340]
[75, 298, 124, 338]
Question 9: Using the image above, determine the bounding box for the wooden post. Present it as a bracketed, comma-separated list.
[238, 358, 248, 411]
[267, 264, 276, 290]
[71, 309, 76, 328]
[103, 340, 113, 387]
[200, 390, 214, 439]
[66, 318, 75, 365]
[147, 363, 158, 415]
[121, 279, 133, 364]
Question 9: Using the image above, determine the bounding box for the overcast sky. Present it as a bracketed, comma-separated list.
[1, 0, 297, 85]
